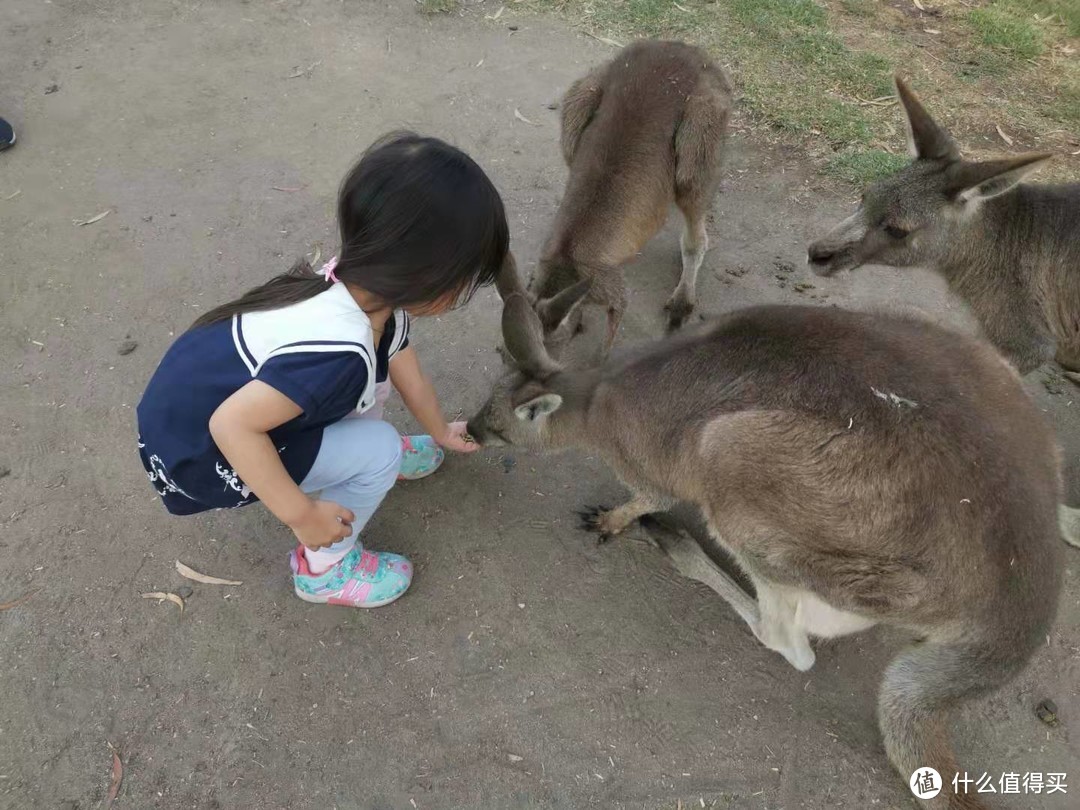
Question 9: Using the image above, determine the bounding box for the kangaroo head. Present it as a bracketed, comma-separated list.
[467, 263, 589, 448]
[807, 75, 1052, 277]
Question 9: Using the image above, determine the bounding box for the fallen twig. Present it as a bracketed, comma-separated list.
[0, 590, 39, 611]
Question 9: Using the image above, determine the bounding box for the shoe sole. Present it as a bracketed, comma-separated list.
[293, 583, 409, 608]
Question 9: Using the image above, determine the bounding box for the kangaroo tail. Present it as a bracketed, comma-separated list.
[879, 639, 1026, 810]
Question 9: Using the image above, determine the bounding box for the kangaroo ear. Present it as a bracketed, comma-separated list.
[501, 293, 562, 378]
[895, 74, 959, 162]
[536, 279, 591, 334]
[947, 153, 1053, 203]
[495, 251, 527, 302]
[512, 385, 564, 422]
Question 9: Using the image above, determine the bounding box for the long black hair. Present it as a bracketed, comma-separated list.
[190, 131, 509, 329]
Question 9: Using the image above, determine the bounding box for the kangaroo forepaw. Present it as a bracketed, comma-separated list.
[577, 504, 622, 543]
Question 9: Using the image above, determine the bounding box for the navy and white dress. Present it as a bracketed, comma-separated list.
[137, 283, 409, 515]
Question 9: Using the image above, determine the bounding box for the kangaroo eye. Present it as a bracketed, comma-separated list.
[884, 224, 910, 240]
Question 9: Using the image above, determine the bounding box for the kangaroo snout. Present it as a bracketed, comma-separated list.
[806, 241, 842, 276]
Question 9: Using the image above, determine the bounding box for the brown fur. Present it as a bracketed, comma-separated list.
[530, 39, 732, 349]
[467, 277, 1063, 810]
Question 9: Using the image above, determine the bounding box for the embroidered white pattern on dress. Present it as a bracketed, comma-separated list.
[145, 453, 193, 499]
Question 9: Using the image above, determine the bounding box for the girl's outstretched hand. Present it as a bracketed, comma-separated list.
[440, 421, 480, 453]
[291, 499, 356, 549]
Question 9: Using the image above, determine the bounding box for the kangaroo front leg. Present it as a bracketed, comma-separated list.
[644, 519, 761, 629]
[580, 492, 673, 543]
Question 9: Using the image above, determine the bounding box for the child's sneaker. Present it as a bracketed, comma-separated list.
[290, 545, 413, 608]
[397, 434, 444, 481]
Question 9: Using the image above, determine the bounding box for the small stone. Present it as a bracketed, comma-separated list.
[44, 83, 60, 95]
[0, 465, 10, 479]
[508, 25, 519, 31]
[177, 585, 194, 599]
[117, 339, 138, 356]
[1035, 698, 1060, 727]
[501, 456, 517, 474]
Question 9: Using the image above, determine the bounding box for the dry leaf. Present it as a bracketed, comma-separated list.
[309, 246, 322, 270]
[995, 124, 1014, 146]
[0, 589, 38, 611]
[486, 6, 505, 19]
[175, 560, 243, 585]
[76, 210, 111, 226]
[106, 744, 123, 807]
[913, 0, 926, 10]
[142, 591, 185, 613]
[508, 753, 524, 762]
[924, 28, 941, 34]
[272, 186, 305, 193]
[513, 108, 538, 126]
[585, 32, 623, 48]
[475, 58, 484, 68]
[673, 2, 691, 11]
[286, 60, 322, 79]
[3, 189, 21, 201]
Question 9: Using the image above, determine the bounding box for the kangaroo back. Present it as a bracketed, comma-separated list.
[533, 39, 732, 347]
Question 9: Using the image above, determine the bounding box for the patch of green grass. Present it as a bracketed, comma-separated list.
[825, 149, 910, 185]
[417, 0, 458, 15]
[523, 0, 1078, 184]
[969, 6, 1045, 59]
[996, 0, 1080, 38]
[1043, 77, 1080, 127]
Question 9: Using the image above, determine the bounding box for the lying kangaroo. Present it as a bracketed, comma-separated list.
[529, 38, 731, 350]
[807, 74, 1080, 380]
[467, 274, 1064, 809]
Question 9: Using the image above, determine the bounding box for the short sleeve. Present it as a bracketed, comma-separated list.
[395, 310, 410, 353]
[256, 351, 370, 422]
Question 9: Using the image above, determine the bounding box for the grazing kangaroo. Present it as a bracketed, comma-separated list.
[529, 38, 732, 350]
[467, 269, 1065, 809]
[807, 75, 1080, 381]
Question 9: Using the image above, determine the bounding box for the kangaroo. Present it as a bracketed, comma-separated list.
[529, 39, 732, 351]
[807, 74, 1080, 380]
[467, 268, 1065, 809]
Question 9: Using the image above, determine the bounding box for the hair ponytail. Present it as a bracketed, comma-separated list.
[188, 259, 328, 330]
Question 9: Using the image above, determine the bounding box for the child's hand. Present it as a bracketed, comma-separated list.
[290, 500, 356, 549]
[439, 421, 480, 453]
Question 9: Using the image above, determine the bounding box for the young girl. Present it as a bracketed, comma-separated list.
[137, 132, 506, 608]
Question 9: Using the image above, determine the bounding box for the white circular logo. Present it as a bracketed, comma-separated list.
[910, 767, 943, 799]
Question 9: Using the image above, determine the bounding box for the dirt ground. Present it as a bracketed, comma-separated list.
[1, 1, 1077, 809]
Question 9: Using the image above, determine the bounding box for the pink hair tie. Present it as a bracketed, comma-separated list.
[320, 255, 340, 284]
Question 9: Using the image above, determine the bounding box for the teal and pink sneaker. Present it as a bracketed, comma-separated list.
[290, 545, 413, 608]
[397, 434, 445, 481]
